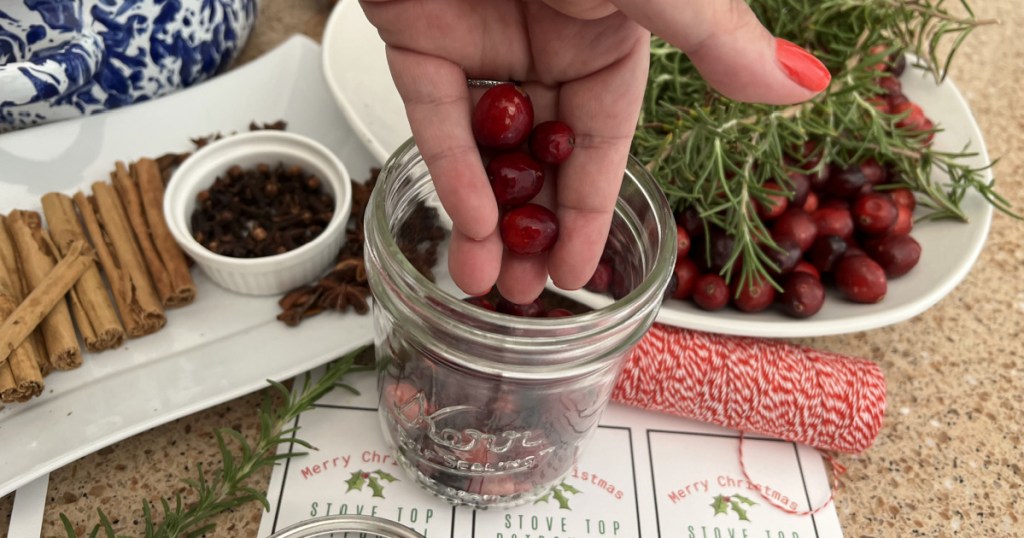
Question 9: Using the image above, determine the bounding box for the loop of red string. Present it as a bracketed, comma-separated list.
[611, 323, 886, 513]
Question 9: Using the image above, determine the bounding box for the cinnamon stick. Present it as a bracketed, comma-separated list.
[41, 193, 125, 352]
[0, 240, 93, 368]
[0, 293, 43, 402]
[0, 215, 50, 376]
[134, 158, 196, 307]
[74, 184, 165, 337]
[113, 161, 174, 305]
[6, 211, 82, 369]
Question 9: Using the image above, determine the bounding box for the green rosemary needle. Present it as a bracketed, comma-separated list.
[61, 346, 373, 538]
[633, 0, 1012, 292]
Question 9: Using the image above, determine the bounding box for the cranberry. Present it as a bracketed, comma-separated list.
[798, 140, 823, 169]
[486, 151, 545, 206]
[892, 101, 928, 132]
[853, 193, 898, 235]
[547, 308, 574, 317]
[890, 205, 914, 235]
[496, 296, 547, 317]
[866, 234, 922, 277]
[778, 272, 826, 318]
[732, 276, 777, 313]
[808, 165, 830, 192]
[878, 75, 902, 97]
[676, 207, 706, 239]
[500, 203, 559, 255]
[584, 260, 613, 293]
[671, 257, 700, 300]
[860, 159, 887, 185]
[792, 260, 821, 279]
[890, 52, 907, 77]
[695, 229, 735, 273]
[610, 268, 631, 300]
[802, 191, 820, 213]
[888, 92, 910, 112]
[786, 171, 811, 207]
[675, 224, 692, 259]
[807, 235, 848, 273]
[472, 84, 534, 149]
[464, 296, 496, 311]
[692, 274, 729, 311]
[887, 188, 916, 211]
[765, 238, 803, 276]
[867, 96, 890, 115]
[772, 209, 817, 252]
[835, 255, 887, 303]
[824, 165, 868, 199]
[529, 121, 575, 164]
[755, 182, 789, 220]
[812, 206, 854, 239]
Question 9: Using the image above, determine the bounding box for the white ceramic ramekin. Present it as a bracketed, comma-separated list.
[164, 131, 352, 296]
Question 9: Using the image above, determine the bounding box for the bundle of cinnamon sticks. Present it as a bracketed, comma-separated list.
[0, 158, 196, 403]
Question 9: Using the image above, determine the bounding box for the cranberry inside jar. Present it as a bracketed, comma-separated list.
[364, 140, 676, 508]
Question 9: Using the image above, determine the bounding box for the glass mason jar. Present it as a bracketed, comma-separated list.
[268, 515, 426, 538]
[364, 139, 676, 509]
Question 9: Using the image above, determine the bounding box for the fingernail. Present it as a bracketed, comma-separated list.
[775, 38, 831, 92]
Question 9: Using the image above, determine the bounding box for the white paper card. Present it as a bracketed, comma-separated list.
[258, 368, 843, 538]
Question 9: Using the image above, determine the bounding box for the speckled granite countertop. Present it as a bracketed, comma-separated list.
[1, 0, 1022, 536]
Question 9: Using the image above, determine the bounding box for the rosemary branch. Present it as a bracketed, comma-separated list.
[634, 0, 1014, 291]
[61, 346, 373, 538]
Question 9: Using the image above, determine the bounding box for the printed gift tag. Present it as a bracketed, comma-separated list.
[258, 369, 844, 538]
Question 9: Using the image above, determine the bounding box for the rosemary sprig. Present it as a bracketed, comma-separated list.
[61, 346, 373, 538]
[634, 0, 1013, 292]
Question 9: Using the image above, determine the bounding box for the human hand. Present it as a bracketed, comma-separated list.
[361, 0, 830, 304]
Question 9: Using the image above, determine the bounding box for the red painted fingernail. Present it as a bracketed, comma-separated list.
[776, 38, 831, 92]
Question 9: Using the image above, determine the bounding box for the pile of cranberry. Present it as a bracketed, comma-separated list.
[647, 50, 931, 318]
[471, 84, 575, 256]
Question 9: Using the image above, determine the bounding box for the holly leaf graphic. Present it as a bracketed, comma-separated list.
[560, 482, 581, 495]
[368, 476, 386, 498]
[730, 500, 751, 522]
[711, 495, 730, 516]
[374, 469, 399, 483]
[533, 492, 552, 505]
[553, 487, 572, 510]
[345, 471, 366, 492]
[733, 494, 757, 506]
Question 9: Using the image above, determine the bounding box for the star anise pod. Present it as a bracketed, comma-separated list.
[317, 279, 371, 315]
[276, 285, 324, 326]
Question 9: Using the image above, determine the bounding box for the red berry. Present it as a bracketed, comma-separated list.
[778, 272, 826, 318]
[792, 260, 821, 279]
[547, 308, 574, 317]
[671, 257, 700, 300]
[860, 159, 888, 185]
[878, 75, 902, 97]
[675, 224, 692, 259]
[464, 296, 496, 311]
[813, 206, 854, 239]
[866, 234, 922, 277]
[584, 260, 613, 293]
[695, 229, 735, 273]
[496, 296, 546, 317]
[732, 276, 777, 313]
[892, 101, 928, 132]
[867, 96, 890, 115]
[529, 121, 575, 164]
[500, 204, 559, 255]
[772, 208, 817, 252]
[835, 255, 887, 303]
[807, 235, 848, 273]
[486, 151, 545, 206]
[890, 205, 914, 235]
[802, 191, 820, 213]
[853, 193, 899, 235]
[888, 92, 910, 111]
[755, 182, 789, 220]
[677, 208, 706, 238]
[472, 84, 534, 149]
[692, 274, 729, 311]
[765, 238, 803, 276]
[888, 188, 917, 211]
[786, 171, 811, 207]
[824, 165, 868, 199]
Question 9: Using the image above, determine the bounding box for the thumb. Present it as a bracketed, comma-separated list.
[613, 0, 830, 104]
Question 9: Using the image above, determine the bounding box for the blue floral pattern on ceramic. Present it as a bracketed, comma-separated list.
[0, 0, 259, 132]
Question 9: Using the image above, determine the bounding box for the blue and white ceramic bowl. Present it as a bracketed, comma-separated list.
[0, 0, 259, 132]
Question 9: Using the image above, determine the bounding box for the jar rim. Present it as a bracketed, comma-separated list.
[365, 138, 677, 378]
[267, 515, 426, 538]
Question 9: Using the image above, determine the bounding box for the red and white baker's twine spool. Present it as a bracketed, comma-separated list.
[612, 323, 887, 513]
